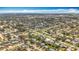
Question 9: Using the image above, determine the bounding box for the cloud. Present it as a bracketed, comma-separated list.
[0, 9, 79, 13]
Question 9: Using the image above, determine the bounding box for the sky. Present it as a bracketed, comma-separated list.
[0, 7, 79, 13]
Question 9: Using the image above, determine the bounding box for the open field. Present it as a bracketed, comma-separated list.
[0, 14, 79, 51]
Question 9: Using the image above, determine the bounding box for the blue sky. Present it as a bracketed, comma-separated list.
[0, 7, 79, 13]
